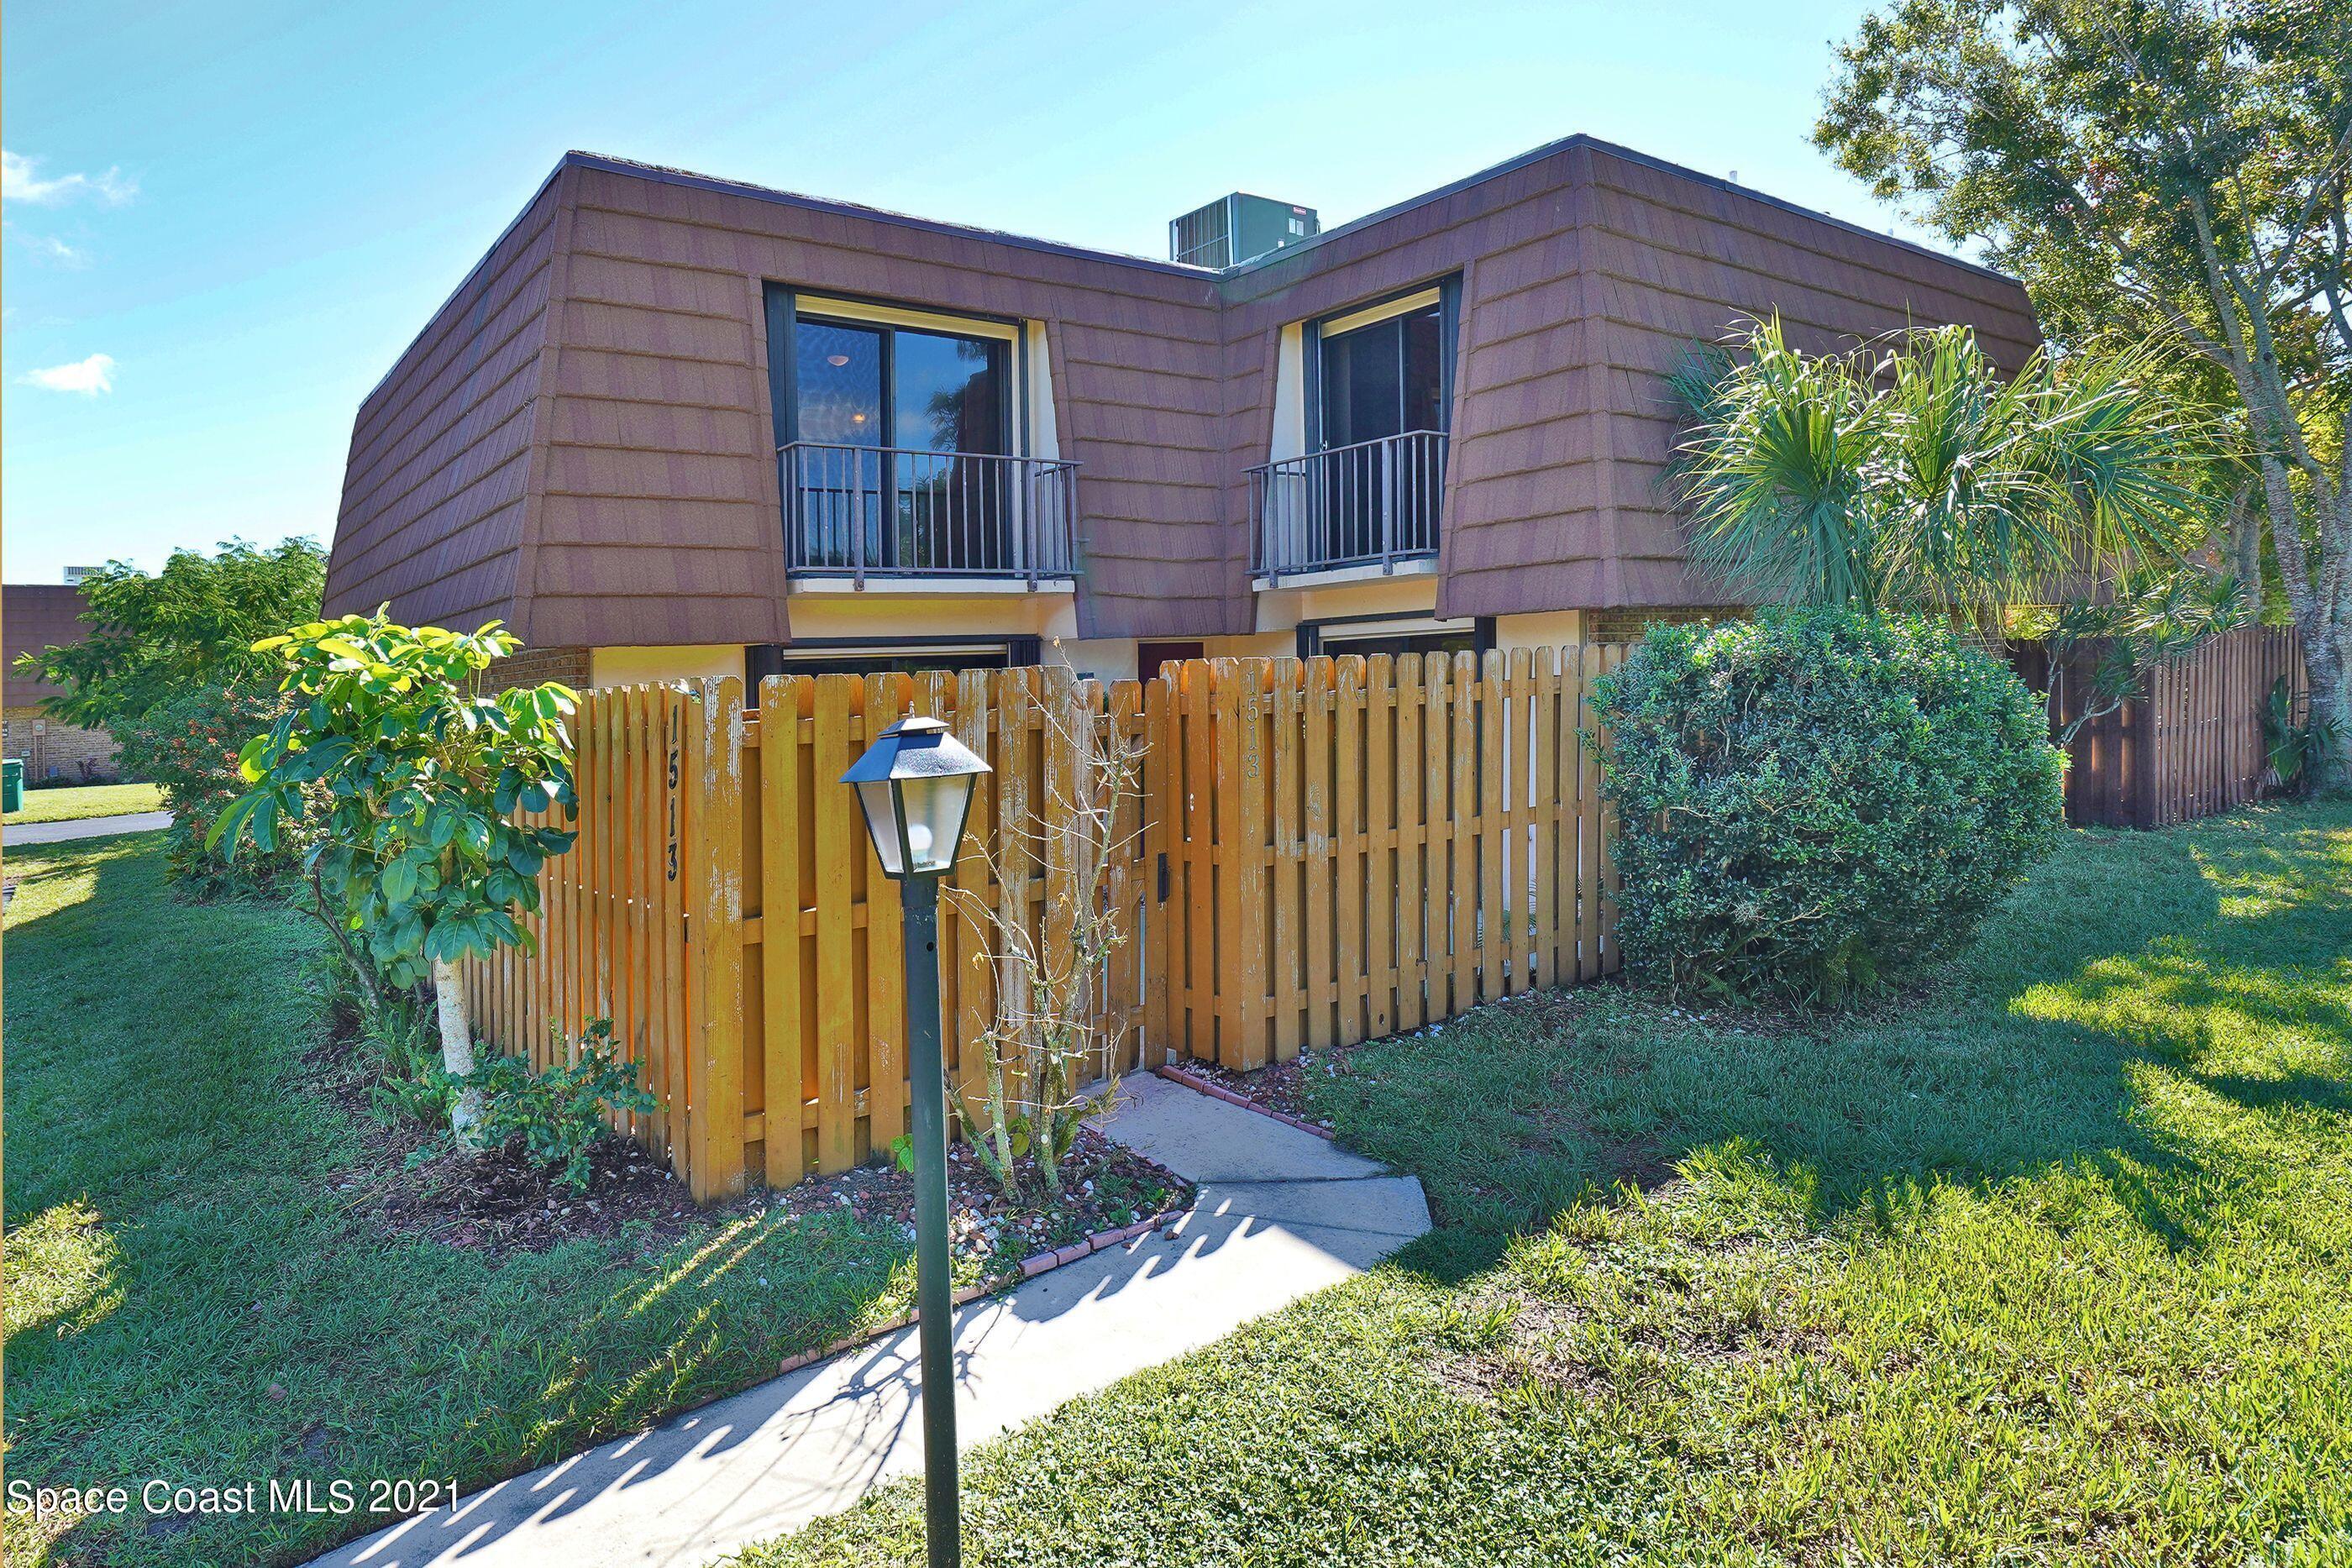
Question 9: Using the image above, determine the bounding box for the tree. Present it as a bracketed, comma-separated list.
[1815, 0, 2352, 784]
[13, 539, 329, 891]
[1667, 317, 2219, 612]
[16, 538, 326, 727]
[213, 613, 577, 1141]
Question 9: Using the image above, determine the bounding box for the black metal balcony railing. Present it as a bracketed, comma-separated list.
[1248, 429, 1447, 579]
[780, 442, 1079, 587]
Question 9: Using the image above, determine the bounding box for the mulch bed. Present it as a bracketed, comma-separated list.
[759, 1126, 1190, 1274]
[1165, 1052, 1342, 1132]
[312, 1030, 1190, 1272]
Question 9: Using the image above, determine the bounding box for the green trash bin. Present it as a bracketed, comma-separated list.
[3, 758, 23, 814]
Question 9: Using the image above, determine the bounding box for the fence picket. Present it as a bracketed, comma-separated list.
[1365, 653, 1397, 1039]
[1181, 662, 1215, 1058]
[1270, 660, 1305, 1061]
[1392, 653, 1428, 1033]
[1301, 658, 1336, 1054]
[811, 675, 858, 1173]
[1332, 655, 1366, 1048]
[759, 674, 808, 1185]
[1480, 650, 1507, 1003]
[1530, 648, 1560, 991]
[863, 675, 908, 1160]
[1448, 652, 1478, 1016]
[951, 669, 995, 1122]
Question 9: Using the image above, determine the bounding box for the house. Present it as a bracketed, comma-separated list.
[3, 580, 121, 781]
[323, 134, 2037, 686]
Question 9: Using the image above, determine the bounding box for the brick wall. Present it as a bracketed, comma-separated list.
[484, 645, 591, 695]
[1587, 606, 1747, 644]
[3, 707, 121, 781]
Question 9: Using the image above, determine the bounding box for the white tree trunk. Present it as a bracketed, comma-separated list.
[432, 957, 487, 1146]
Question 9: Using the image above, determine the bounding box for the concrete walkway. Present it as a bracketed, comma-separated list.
[308, 1074, 1429, 1568]
[3, 810, 172, 846]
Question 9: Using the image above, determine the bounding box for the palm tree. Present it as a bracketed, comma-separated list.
[1664, 317, 2221, 617]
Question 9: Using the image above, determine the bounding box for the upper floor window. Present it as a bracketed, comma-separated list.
[765, 290, 1074, 584]
[1251, 281, 1458, 579]
[792, 313, 1010, 455]
[1317, 290, 1446, 449]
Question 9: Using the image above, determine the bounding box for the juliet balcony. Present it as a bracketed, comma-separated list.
[1248, 429, 1447, 581]
[780, 441, 1079, 588]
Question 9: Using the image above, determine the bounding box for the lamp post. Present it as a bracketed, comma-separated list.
[841, 715, 990, 1568]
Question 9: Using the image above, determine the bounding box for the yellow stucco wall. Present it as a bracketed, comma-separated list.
[590, 645, 749, 689]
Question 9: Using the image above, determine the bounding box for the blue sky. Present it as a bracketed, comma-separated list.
[1, 0, 1950, 584]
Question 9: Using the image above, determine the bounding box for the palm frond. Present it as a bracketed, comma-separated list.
[1671, 319, 2220, 615]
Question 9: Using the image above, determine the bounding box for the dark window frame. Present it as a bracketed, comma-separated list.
[745, 635, 1042, 690]
[1294, 614, 1492, 661]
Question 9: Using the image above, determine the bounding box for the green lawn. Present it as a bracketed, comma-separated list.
[741, 801, 2352, 1566]
[1, 836, 932, 1568]
[3, 781, 164, 825]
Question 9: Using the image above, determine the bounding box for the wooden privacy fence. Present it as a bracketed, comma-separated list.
[2010, 627, 2308, 828]
[1147, 648, 1626, 1070]
[465, 648, 1625, 1200]
[465, 667, 1150, 1200]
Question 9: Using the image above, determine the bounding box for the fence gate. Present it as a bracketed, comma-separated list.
[1144, 648, 1624, 1070]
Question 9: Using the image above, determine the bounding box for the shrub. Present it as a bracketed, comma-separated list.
[1591, 610, 2064, 1001]
[465, 1022, 658, 1190]
[109, 681, 309, 898]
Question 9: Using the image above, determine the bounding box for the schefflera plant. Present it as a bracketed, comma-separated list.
[213, 611, 579, 1142]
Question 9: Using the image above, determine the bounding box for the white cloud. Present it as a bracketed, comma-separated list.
[19, 353, 116, 395]
[28, 233, 85, 265]
[2, 150, 135, 207]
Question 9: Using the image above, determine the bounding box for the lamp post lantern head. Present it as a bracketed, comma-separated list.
[841, 716, 990, 879]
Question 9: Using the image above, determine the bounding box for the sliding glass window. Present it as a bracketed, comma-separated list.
[786, 312, 1013, 573]
[1305, 293, 1450, 568]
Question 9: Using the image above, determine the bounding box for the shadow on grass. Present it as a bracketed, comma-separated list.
[323, 1187, 1254, 1568]
[1320, 805, 2351, 1277]
[8, 833, 1250, 1568]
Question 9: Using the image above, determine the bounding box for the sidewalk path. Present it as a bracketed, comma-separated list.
[308, 1074, 1429, 1568]
[3, 810, 173, 846]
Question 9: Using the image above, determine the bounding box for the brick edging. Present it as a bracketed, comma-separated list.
[1152, 1062, 1337, 1141]
[771, 1203, 1190, 1377]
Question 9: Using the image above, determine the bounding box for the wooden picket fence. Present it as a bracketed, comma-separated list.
[464, 648, 1624, 1199]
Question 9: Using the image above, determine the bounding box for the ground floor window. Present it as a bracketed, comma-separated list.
[1295, 616, 1490, 662]
[745, 638, 1040, 685]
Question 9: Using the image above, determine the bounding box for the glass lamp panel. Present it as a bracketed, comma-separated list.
[896, 772, 974, 875]
[855, 779, 907, 877]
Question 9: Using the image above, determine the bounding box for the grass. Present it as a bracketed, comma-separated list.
[3, 781, 164, 825]
[0, 835, 937, 1568]
[738, 801, 2352, 1566]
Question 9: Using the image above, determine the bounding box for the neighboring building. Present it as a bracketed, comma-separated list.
[323, 134, 2038, 685]
[3, 582, 120, 781]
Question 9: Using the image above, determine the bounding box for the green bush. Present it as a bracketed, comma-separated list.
[1592, 610, 2064, 1001]
[465, 1021, 659, 1190]
[108, 681, 309, 898]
